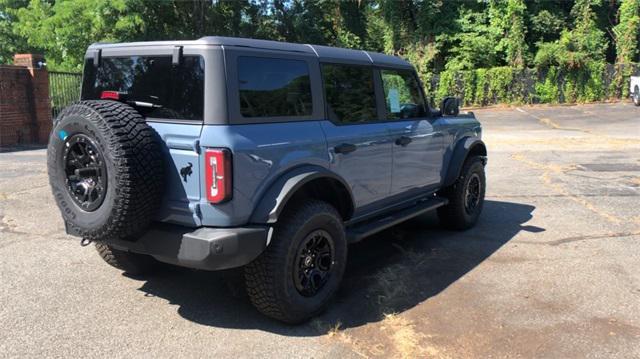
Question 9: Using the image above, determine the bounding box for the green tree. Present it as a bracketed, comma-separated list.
[0, 0, 31, 64]
[412, 1, 460, 74]
[446, 7, 499, 70]
[526, 0, 572, 59]
[337, 0, 368, 48]
[9, 0, 270, 70]
[0, 0, 635, 105]
[534, 0, 608, 69]
[503, 0, 528, 67]
[13, 0, 144, 70]
[613, 0, 640, 63]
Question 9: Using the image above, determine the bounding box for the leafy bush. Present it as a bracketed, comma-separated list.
[535, 67, 560, 104]
[486, 67, 514, 103]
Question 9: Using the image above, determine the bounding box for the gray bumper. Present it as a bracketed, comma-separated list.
[107, 223, 270, 271]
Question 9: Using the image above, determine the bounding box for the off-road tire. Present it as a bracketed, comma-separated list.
[633, 86, 640, 106]
[95, 243, 157, 275]
[437, 156, 486, 230]
[47, 100, 164, 242]
[244, 200, 347, 324]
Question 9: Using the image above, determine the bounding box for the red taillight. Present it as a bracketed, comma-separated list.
[100, 91, 121, 100]
[205, 148, 232, 203]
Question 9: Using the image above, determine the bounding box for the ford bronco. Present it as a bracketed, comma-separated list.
[48, 37, 487, 323]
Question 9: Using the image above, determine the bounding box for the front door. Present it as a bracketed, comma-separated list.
[320, 63, 392, 208]
[380, 69, 444, 194]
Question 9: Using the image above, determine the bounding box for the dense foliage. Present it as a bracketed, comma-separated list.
[1, 0, 639, 104]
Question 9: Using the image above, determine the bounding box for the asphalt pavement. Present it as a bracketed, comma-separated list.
[1, 102, 639, 358]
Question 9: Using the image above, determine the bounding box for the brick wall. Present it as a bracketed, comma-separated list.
[0, 54, 52, 148]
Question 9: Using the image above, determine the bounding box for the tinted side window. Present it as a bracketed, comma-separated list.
[238, 57, 312, 118]
[81, 56, 204, 121]
[322, 64, 377, 124]
[381, 69, 426, 120]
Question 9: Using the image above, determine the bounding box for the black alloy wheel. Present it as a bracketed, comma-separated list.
[62, 134, 107, 212]
[436, 156, 486, 230]
[464, 173, 482, 215]
[293, 229, 335, 297]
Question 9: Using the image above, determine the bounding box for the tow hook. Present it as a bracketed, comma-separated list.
[80, 238, 92, 247]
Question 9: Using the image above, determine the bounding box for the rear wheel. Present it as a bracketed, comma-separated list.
[95, 243, 157, 275]
[437, 156, 486, 230]
[633, 86, 640, 106]
[244, 200, 347, 323]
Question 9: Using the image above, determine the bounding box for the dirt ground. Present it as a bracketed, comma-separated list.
[1, 102, 639, 358]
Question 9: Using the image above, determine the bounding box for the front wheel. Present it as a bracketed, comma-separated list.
[437, 156, 486, 230]
[244, 200, 347, 323]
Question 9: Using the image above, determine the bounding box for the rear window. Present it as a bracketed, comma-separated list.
[237, 56, 312, 118]
[81, 55, 204, 121]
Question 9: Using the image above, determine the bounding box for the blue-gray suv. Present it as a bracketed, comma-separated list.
[48, 37, 487, 323]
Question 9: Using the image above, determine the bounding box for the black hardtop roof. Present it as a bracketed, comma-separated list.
[88, 36, 414, 69]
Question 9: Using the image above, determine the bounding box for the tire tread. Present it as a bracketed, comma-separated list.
[437, 156, 485, 230]
[244, 200, 343, 323]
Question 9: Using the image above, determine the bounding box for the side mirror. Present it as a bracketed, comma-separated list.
[440, 97, 460, 116]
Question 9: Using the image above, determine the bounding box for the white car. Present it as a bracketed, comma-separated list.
[631, 76, 640, 106]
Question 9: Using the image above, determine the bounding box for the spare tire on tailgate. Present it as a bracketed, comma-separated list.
[47, 100, 164, 241]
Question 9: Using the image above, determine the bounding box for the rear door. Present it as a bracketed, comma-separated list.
[381, 69, 444, 194]
[319, 63, 393, 209]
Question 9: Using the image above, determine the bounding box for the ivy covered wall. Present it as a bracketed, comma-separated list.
[430, 63, 639, 106]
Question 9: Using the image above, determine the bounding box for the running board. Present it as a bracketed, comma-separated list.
[346, 196, 448, 243]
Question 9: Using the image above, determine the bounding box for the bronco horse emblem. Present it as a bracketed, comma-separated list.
[180, 162, 193, 182]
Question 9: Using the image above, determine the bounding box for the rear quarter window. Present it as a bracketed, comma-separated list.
[237, 56, 313, 118]
[81, 55, 204, 121]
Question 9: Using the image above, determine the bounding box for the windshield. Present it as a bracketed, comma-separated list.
[81, 55, 204, 121]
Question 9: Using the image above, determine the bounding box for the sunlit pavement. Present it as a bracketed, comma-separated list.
[1, 102, 639, 358]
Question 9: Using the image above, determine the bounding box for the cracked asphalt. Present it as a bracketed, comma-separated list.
[1, 102, 639, 358]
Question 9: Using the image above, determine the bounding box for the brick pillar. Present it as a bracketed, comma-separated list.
[0, 65, 31, 147]
[13, 54, 52, 144]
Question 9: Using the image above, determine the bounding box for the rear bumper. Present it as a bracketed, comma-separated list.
[106, 223, 270, 271]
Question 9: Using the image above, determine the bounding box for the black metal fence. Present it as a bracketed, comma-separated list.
[49, 71, 81, 119]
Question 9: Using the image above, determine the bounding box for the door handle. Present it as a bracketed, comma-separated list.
[334, 143, 357, 154]
[395, 136, 412, 146]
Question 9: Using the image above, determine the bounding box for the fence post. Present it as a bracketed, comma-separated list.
[13, 54, 52, 145]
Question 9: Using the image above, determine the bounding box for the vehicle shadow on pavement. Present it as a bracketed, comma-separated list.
[0, 144, 47, 153]
[137, 199, 538, 336]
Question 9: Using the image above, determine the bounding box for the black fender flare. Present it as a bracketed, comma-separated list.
[249, 166, 355, 224]
[442, 137, 487, 187]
